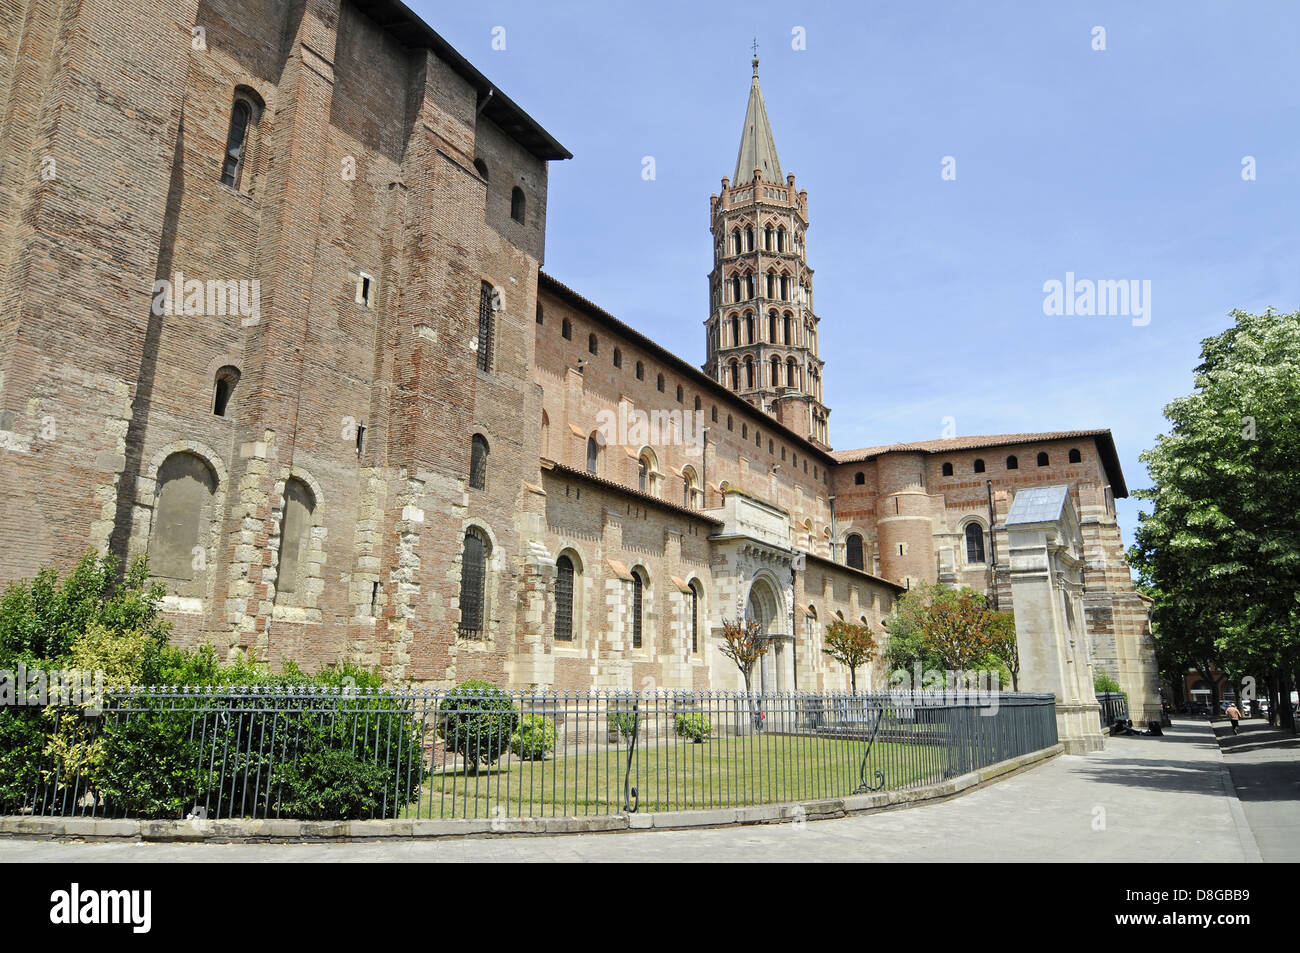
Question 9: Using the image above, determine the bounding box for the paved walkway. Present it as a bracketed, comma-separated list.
[0, 719, 1263, 862]
[1212, 717, 1300, 862]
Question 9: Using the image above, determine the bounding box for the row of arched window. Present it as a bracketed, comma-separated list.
[550, 552, 703, 653]
[938, 448, 1082, 477]
[725, 273, 807, 305]
[723, 311, 804, 348]
[725, 223, 797, 257]
[471, 157, 526, 223]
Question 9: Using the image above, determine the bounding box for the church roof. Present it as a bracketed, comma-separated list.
[733, 58, 783, 183]
[831, 429, 1129, 498]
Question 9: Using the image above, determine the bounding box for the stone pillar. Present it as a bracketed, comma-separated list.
[1005, 485, 1105, 754]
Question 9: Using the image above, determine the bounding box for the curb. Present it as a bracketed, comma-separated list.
[0, 743, 1063, 843]
[1203, 720, 1265, 863]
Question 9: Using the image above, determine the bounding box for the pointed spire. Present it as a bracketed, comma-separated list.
[732, 53, 782, 184]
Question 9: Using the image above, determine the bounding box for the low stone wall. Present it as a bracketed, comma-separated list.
[0, 742, 1062, 843]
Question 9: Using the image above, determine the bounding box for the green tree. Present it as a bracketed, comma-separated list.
[1129, 309, 1300, 730]
[821, 618, 877, 693]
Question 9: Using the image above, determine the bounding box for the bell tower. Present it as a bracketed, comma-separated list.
[705, 56, 829, 448]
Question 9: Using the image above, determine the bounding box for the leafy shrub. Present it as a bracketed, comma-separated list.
[1095, 673, 1123, 695]
[674, 712, 712, 743]
[273, 739, 393, 820]
[437, 680, 518, 773]
[609, 710, 639, 742]
[510, 714, 556, 760]
[0, 709, 47, 810]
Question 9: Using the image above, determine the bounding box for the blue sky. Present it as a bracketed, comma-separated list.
[412, 0, 1300, 550]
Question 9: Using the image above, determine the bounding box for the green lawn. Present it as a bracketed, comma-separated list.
[405, 733, 951, 819]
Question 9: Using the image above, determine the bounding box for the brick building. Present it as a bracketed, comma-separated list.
[0, 2, 1158, 713]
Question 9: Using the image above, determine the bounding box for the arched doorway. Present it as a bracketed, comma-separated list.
[745, 576, 791, 694]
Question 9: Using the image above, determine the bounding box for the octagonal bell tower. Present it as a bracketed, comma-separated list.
[706, 56, 829, 448]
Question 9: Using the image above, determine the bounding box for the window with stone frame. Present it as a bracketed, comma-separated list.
[476, 282, 495, 372]
[554, 553, 575, 642]
[469, 433, 489, 490]
[965, 522, 986, 564]
[458, 527, 490, 638]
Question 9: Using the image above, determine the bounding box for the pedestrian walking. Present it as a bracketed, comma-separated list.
[1225, 702, 1242, 735]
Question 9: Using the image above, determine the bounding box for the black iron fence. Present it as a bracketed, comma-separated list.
[1, 687, 1059, 821]
[1096, 691, 1129, 729]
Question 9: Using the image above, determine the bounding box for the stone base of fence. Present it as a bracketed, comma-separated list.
[0, 742, 1063, 843]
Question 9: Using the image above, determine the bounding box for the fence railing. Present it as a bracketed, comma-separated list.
[1, 687, 1059, 821]
[1096, 691, 1129, 729]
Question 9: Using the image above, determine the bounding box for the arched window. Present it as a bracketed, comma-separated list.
[469, 434, 489, 490]
[727, 414, 734, 431]
[780, 275, 789, 300]
[561, 318, 572, 340]
[770, 356, 780, 386]
[683, 466, 700, 509]
[694, 396, 702, 412]
[728, 361, 739, 391]
[745, 314, 755, 343]
[635, 360, 644, 380]
[676, 384, 683, 402]
[768, 311, 778, 341]
[1037, 452, 1050, 467]
[535, 304, 544, 325]
[854, 471, 865, 485]
[805, 605, 817, 642]
[221, 92, 261, 189]
[1068, 448, 1082, 463]
[846, 533, 865, 571]
[510, 187, 525, 223]
[212, 366, 240, 417]
[656, 372, 665, 393]
[476, 282, 495, 372]
[766, 273, 775, 298]
[613, 347, 622, 368]
[540, 411, 550, 457]
[744, 357, 754, 389]
[729, 314, 740, 346]
[276, 477, 316, 598]
[458, 527, 489, 637]
[942, 462, 954, 477]
[1006, 455, 1019, 470]
[730, 276, 741, 302]
[588, 333, 598, 355]
[586, 434, 601, 475]
[630, 569, 645, 648]
[744, 226, 754, 251]
[783, 314, 793, 344]
[148, 452, 217, 590]
[973, 459, 986, 474]
[638, 449, 659, 496]
[474, 158, 489, 179]
[965, 523, 986, 564]
[787, 358, 797, 387]
[554, 554, 575, 642]
[776, 227, 786, 252]
[764, 225, 773, 250]
[732, 229, 741, 255]
[745, 274, 754, 299]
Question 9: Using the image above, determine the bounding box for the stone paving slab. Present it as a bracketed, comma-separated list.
[0, 720, 1261, 862]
